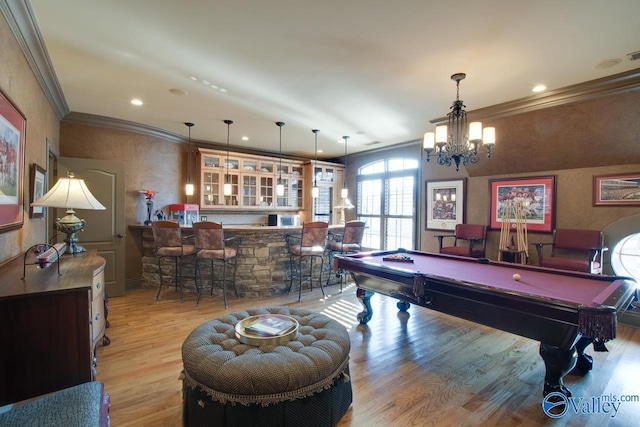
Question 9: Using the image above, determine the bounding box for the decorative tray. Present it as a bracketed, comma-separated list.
[235, 314, 299, 346]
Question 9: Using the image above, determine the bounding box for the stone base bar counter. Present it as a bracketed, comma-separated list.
[132, 225, 342, 299]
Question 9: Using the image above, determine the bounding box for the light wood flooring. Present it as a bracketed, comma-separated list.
[96, 283, 640, 426]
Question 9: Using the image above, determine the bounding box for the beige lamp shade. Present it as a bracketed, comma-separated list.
[31, 174, 106, 210]
[30, 173, 105, 255]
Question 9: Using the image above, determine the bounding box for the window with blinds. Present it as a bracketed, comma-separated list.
[313, 186, 333, 223]
[357, 158, 418, 250]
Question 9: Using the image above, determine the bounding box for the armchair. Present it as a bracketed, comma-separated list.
[532, 228, 607, 274]
[436, 224, 487, 258]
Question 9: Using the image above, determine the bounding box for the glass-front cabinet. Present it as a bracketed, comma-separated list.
[303, 160, 345, 225]
[196, 148, 316, 211]
[202, 171, 220, 206]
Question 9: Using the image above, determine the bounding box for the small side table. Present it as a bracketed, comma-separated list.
[499, 248, 528, 265]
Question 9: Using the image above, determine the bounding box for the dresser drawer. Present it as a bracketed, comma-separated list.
[91, 269, 106, 346]
[91, 292, 106, 344]
[92, 269, 105, 302]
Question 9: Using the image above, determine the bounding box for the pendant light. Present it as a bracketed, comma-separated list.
[312, 129, 319, 199]
[185, 122, 195, 196]
[275, 121, 285, 197]
[341, 135, 349, 199]
[223, 120, 233, 196]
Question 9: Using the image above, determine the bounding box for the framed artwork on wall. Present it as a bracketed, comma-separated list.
[425, 178, 466, 231]
[489, 175, 556, 233]
[30, 163, 46, 218]
[0, 89, 26, 233]
[593, 172, 640, 206]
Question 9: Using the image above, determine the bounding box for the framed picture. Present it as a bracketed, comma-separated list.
[489, 175, 556, 233]
[30, 163, 46, 218]
[425, 178, 466, 231]
[0, 90, 26, 233]
[593, 172, 640, 206]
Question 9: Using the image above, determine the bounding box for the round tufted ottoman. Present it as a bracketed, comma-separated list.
[182, 306, 352, 427]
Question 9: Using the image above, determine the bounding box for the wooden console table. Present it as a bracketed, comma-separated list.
[0, 250, 108, 405]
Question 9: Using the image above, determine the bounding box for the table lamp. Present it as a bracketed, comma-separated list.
[31, 172, 106, 254]
[335, 198, 354, 225]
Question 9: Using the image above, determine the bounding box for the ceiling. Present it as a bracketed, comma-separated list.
[23, 0, 640, 159]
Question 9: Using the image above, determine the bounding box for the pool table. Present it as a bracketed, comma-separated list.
[335, 248, 637, 397]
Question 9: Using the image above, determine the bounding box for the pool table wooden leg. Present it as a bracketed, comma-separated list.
[573, 336, 595, 373]
[356, 288, 373, 324]
[539, 343, 578, 397]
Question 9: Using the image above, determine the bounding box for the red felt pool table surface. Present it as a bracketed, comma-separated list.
[355, 251, 627, 307]
[338, 249, 638, 397]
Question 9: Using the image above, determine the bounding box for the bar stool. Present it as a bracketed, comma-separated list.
[286, 221, 329, 302]
[152, 220, 197, 303]
[326, 220, 366, 291]
[192, 221, 239, 308]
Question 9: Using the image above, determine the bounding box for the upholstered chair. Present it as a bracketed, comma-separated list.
[286, 221, 329, 301]
[435, 224, 487, 258]
[532, 228, 607, 274]
[152, 220, 197, 303]
[326, 220, 366, 291]
[192, 221, 238, 308]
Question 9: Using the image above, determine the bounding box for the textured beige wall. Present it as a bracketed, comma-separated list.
[60, 122, 186, 282]
[431, 164, 640, 265]
[419, 89, 640, 257]
[0, 14, 60, 265]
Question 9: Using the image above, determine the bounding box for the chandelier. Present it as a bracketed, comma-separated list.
[423, 73, 495, 171]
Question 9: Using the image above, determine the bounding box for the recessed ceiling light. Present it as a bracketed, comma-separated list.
[131, 98, 143, 106]
[595, 58, 622, 69]
[219, 88, 228, 93]
[241, 136, 249, 141]
[317, 149, 324, 153]
[532, 85, 547, 93]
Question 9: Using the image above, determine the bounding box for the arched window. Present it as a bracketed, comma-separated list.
[611, 233, 640, 281]
[357, 158, 418, 250]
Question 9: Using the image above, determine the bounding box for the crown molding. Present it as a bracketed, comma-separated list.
[431, 68, 640, 124]
[5, 1, 639, 140]
[62, 112, 187, 143]
[62, 112, 315, 162]
[1, 0, 69, 119]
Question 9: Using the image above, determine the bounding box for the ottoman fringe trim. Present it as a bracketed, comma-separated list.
[183, 358, 350, 407]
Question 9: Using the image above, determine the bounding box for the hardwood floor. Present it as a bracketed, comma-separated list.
[96, 284, 640, 426]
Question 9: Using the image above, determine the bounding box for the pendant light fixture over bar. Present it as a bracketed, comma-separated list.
[341, 135, 349, 199]
[423, 73, 496, 171]
[275, 121, 285, 197]
[223, 119, 233, 196]
[312, 129, 320, 199]
[184, 122, 195, 196]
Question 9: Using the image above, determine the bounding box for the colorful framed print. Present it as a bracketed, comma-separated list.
[30, 163, 46, 218]
[593, 173, 640, 206]
[0, 90, 26, 233]
[489, 175, 556, 233]
[425, 178, 466, 231]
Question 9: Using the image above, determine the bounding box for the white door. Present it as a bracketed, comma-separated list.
[58, 157, 126, 296]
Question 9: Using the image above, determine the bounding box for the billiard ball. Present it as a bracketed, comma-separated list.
[513, 273, 521, 281]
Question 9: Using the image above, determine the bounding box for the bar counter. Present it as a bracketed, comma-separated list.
[130, 224, 342, 298]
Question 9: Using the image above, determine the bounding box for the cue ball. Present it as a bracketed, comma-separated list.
[513, 273, 521, 281]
